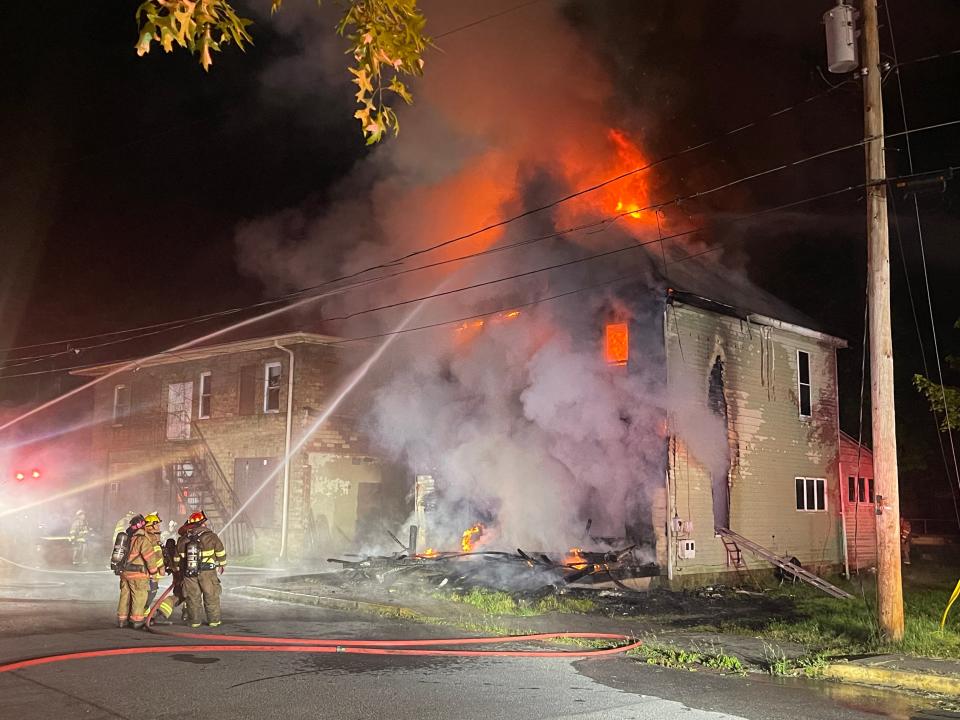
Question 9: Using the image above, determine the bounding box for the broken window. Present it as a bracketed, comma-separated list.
[604, 322, 629, 365]
[113, 385, 130, 425]
[797, 350, 812, 418]
[264, 361, 282, 413]
[198, 372, 212, 419]
[795, 477, 826, 511]
[708, 356, 730, 530]
[165, 381, 193, 440]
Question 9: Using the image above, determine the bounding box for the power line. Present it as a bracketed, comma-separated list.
[884, 3, 960, 503]
[3, 117, 960, 374]
[0, 75, 860, 357]
[434, 0, 548, 39]
[0, 174, 918, 379]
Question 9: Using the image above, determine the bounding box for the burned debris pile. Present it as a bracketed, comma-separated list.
[328, 539, 659, 600]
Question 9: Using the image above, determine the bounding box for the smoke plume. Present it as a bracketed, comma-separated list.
[235, 1, 724, 553]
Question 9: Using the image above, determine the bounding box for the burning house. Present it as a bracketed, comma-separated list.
[63, 259, 852, 593]
[365, 256, 850, 590]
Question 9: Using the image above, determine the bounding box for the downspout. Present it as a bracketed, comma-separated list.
[664, 305, 674, 583]
[833, 349, 850, 579]
[274, 342, 295, 562]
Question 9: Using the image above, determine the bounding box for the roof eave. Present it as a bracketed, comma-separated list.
[69, 331, 344, 377]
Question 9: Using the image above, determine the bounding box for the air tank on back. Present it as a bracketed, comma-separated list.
[823, 1, 859, 74]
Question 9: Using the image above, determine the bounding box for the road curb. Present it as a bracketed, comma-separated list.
[232, 585, 425, 620]
[821, 662, 960, 696]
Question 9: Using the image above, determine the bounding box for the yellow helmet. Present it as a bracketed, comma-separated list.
[144, 513, 161, 525]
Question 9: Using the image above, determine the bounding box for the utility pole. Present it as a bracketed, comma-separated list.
[861, 0, 903, 641]
[825, 0, 903, 640]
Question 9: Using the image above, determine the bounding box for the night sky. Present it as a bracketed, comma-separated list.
[2, 1, 959, 513]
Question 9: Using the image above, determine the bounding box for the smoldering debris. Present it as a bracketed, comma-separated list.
[326, 542, 659, 599]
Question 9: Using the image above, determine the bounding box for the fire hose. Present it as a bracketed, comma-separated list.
[0, 582, 643, 674]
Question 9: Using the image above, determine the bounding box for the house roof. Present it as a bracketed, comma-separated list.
[662, 256, 847, 347]
[69, 331, 343, 377]
[840, 430, 873, 454]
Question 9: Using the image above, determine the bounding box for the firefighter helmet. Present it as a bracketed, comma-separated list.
[187, 510, 207, 526]
[128, 514, 146, 532]
[144, 513, 161, 525]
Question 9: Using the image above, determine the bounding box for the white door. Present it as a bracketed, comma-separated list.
[166, 382, 194, 440]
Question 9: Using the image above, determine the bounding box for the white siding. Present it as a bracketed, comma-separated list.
[664, 303, 844, 579]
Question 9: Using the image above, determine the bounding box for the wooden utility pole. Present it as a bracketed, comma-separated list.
[862, 0, 904, 640]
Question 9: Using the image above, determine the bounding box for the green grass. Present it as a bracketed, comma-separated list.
[437, 588, 596, 616]
[626, 640, 746, 675]
[713, 555, 960, 659]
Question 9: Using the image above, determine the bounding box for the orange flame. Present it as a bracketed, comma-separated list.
[554, 128, 657, 236]
[461, 523, 485, 552]
[563, 547, 589, 569]
[563, 547, 601, 572]
[417, 547, 439, 559]
[607, 129, 651, 222]
[604, 322, 629, 365]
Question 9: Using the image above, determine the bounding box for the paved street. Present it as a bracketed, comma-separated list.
[0, 566, 954, 720]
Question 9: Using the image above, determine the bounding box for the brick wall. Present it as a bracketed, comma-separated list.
[86, 339, 399, 558]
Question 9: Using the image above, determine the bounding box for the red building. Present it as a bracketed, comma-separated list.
[839, 432, 876, 571]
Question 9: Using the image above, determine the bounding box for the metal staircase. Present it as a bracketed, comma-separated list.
[715, 527, 853, 599]
[168, 421, 256, 557]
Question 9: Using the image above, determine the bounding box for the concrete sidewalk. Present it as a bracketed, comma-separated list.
[231, 573, 960, 698]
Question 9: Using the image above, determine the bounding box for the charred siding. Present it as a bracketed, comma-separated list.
[664, 302, 843, 583]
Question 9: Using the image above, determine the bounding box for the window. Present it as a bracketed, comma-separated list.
[264, 362, 282, 413]
[847, 476, 856, 503]
[165, 382, 193, 441]
[797, 350, 812, 418]
[113, 385, 131, 424]
[198, 372, 212, 419]
[604, 322, 629, 365]
[795, 477, 826, 511]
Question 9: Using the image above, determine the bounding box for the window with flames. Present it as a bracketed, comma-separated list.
[604, 322, 629, 366]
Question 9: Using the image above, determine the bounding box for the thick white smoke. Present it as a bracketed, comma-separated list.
[234, 1, 729, 554]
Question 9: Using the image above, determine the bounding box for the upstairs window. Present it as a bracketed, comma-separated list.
[795, 477, 826, 512]
[198, 372, 212, 419]
[797, 350, 812, 418]
[604, 322, 629, 366]
[264, 362, 282, 413]
[113, 385, 131, 425]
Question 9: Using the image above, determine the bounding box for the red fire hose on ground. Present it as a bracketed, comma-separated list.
[0, 583, 642, 674]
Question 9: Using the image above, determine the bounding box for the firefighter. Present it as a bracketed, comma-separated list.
[900, 516, 912, 566]
[116, 514, 165, 628]
[68, 510, 89, 565]
[113, 510, 138, 539]
[153, 519, 190, 625]
[143, 513, 164, 612]
[176, 510, 227, 628]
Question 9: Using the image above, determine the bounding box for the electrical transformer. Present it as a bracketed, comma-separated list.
[823, 1, 859, 74]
